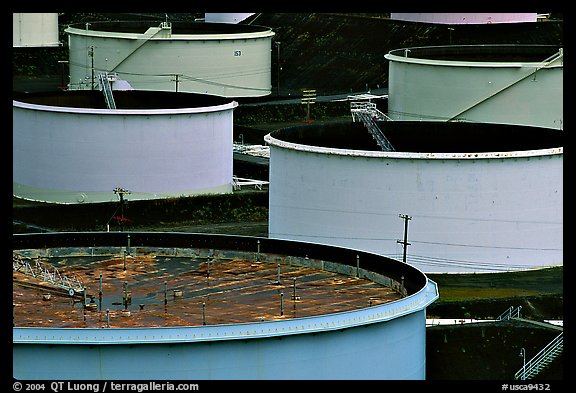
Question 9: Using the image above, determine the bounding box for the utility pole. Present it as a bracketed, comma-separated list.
[57, 60, 68, 90]
[174, 74, 180, 92]
[397, 214, 412, 263]
[113, 187, 131, 232]
[88, 45, 95, 90]
[519, 348, 526, 380]
[275, 41, 281, 96]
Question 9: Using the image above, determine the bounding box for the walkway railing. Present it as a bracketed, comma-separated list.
[497, 305, 522, 321]
[98, 73, 116, 109]
[515, 331, 563, 380]
[13, 253, 85, 297]
[350, 102, 395, 151]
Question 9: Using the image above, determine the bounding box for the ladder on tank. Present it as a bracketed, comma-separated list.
[98, 73, 116, 109]
[13, 253, 85, 297]
[350, 101, 395, 151]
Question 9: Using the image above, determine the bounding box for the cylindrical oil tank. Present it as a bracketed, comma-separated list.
[13, 90, 237, 204]
[390, 13, 537, 24]
[13, 232, 439, 380]
[13, 13, 60, 47]
[265, 121, 563, 273]
[385, 45, 563, 129]
[65, 21, 275, 97]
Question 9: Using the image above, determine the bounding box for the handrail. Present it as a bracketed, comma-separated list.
[98, 73, 116, 109]
[13, 253, 85, 296]
[232, 176, 269, 191]
[497, 305, 522, 321]
[350, 102, 395, 151]
[515, 331, 563, 380]
[350, 102, 393, 122]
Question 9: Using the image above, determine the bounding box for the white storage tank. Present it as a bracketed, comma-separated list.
[13, 13, 60, 47]
[13, 232, 439, 380]
[13, 90, 237, 204]
[265, 121, 563, 273]
[385, 45, 563, 129]
[65, 20, 275, 97]
[390, 13, 538, 24]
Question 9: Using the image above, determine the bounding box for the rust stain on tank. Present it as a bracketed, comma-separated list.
[13, 254, 403, 329]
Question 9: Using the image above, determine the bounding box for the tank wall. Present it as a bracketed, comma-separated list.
[387, 57, 563, 129]
[13, 13, 59, 47]
[67, 30, 273, 97]
[268, 145, 563, 273]
[13, 232, 438, 379]
[13, 105, 234, 203]
[13, 310, 427, 380]
[390, 13, 537, 24]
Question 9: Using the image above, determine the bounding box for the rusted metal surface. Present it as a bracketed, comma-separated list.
[13, 254, 402, 329]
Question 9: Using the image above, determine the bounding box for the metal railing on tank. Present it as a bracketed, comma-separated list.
[497, 305, 522, 321]
[515, 332, 563, 380]
[350, 101, 395, 152]
[13, 253, 86, 297]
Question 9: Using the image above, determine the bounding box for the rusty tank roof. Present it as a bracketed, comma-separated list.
[13, 253, 402, 329]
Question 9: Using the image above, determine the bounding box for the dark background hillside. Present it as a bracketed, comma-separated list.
[14, 13, 563, 97]
[246, 13, 563, 95]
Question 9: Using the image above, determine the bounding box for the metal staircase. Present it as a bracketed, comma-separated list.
[13, 253, 85, 297]
[497, 306, 563, 380]
[497, 305, 523, 320]
[98, 73, 116, 109]
[515, 332, 563, 380]
[350, 101, 395, 151]
[107, 22, 171, 73]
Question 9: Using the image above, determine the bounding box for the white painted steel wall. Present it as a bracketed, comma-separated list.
[12, 233, 438, 379]
[391, 13, 537, 24]
[14, 287, 437, 379]
[13, 13, 59, 47]
[205, 13, 255, 24]
[266, 136, 563, 273]
[385, 47, 563, 129]
[13, 100, 237, 204]
[65, 23, 274, 97]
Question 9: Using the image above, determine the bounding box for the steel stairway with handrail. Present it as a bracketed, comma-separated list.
[497, 305, 563, 380]
[350, 101, 395, 151]
[515, 331, 563, 380]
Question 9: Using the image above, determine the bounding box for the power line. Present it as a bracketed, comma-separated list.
[270, 204, 562, 226]
[269, 231, 562, 252]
